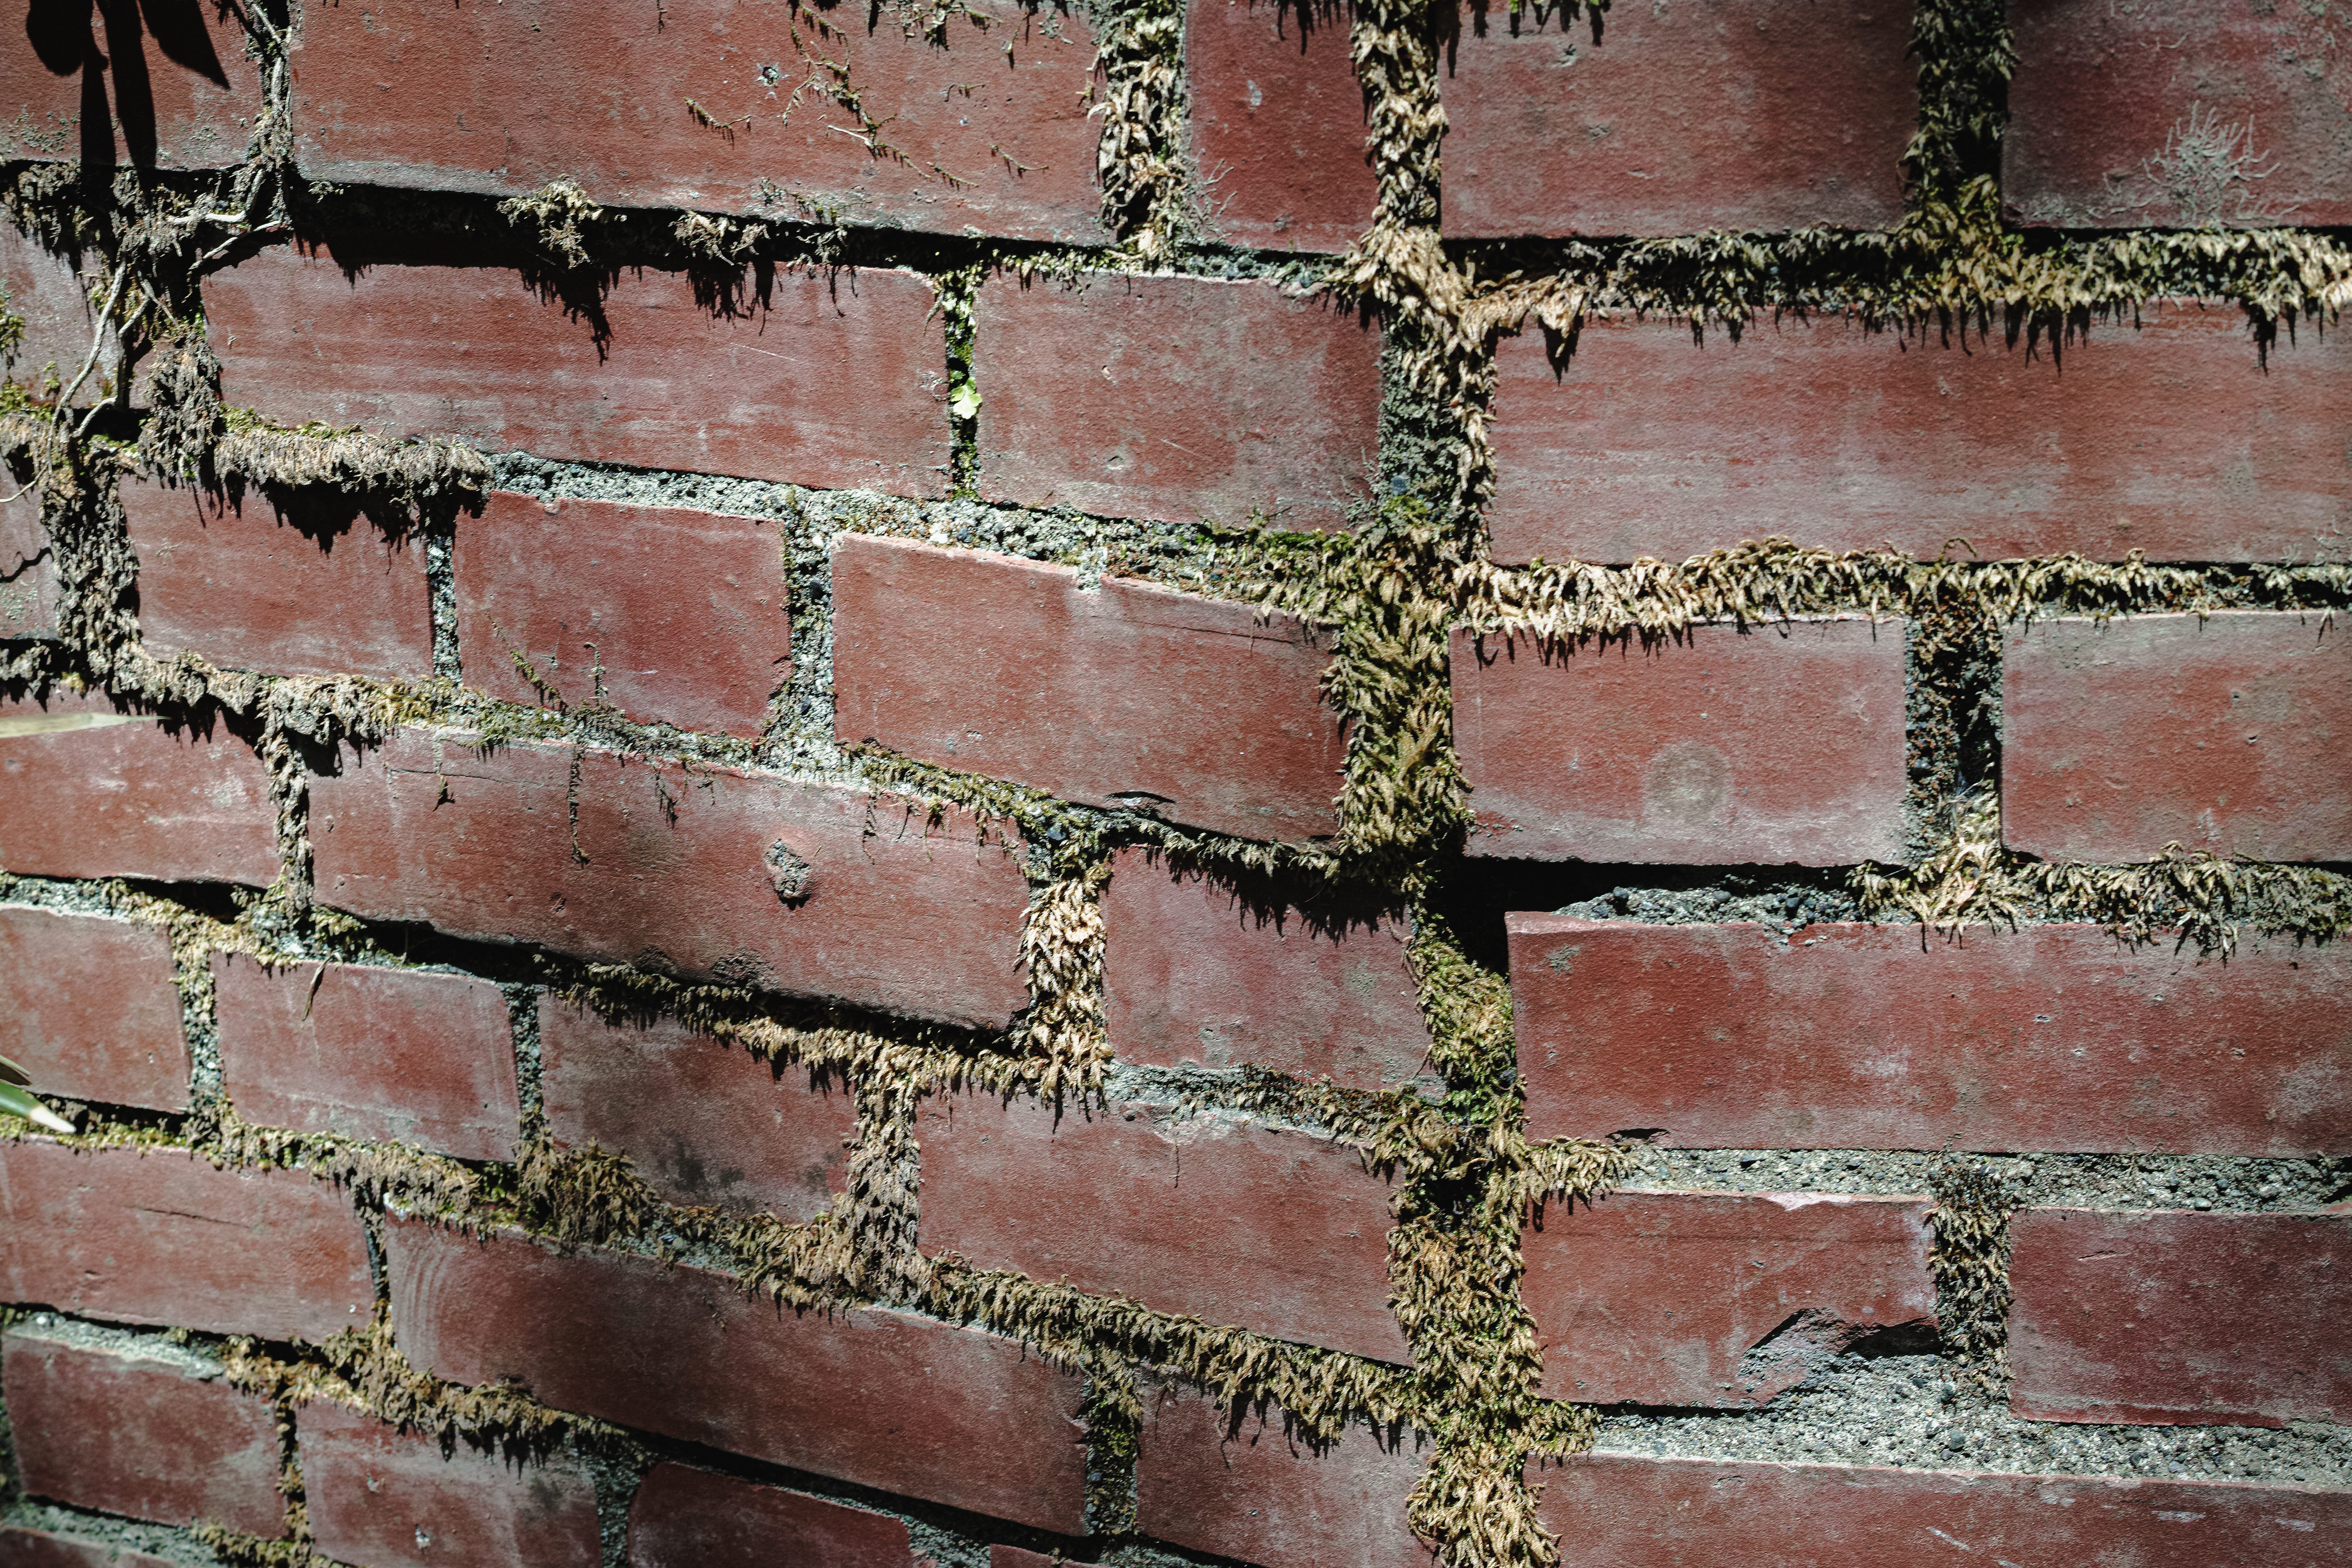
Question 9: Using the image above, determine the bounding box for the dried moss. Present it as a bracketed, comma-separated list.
[1926, 1157, 2022, 1389]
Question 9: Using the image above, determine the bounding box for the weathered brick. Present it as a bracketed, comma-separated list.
[299, 1400, 601, 1568]
[213, 954, 521, 1162]
[455, 492, 788, 737]
[1, 222, 116, 396]
[540, 997, 852, 1221]
[991, 1549, 1095, 1568]
[1521, 1189, 1935, 1406]
[383, 1219, 1089, 1532]
[0, 485, 57, 640]
[1485, 307, 2352, 565]
[0, 907, 188, 1113]
[2008, 0, 2352, 228]
[1508, 918, 2352, 1156]
[290, 0, 1103, 242]
[973, 274, 1382, 529]
[2003, 612, 2352, 864]
[1185, 0, 1375, 253]
[0, 1141, 373, 1342]
[205, 247, 948, 495]
[3, 1326, 287, 1536]
[1136, 1389, 1430, 1568]
[1101, 848, 1432, 1090]
[0, 1525, 187, 1568]
[2, 0, 261, 168]
[1451, 621, 1909, 865]
[122, 479, 435, 681]
[0, 692, 278, 885]
[916, 1095, 1408, 1363]
[310, 728, 1028, 1029]
[626, 1463, 922, 1568]
[2010, 1208, 2351, 1428]
[1534, 1451, 2352, 1567]
[832, 534, 1344, 843]
[1439, 0, 1915, 238]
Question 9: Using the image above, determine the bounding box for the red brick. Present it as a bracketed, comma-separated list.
[205, 247, 948, 496]
[310, 728, 1028, 1029]
[1485, 307, 2352, 565]
[0, 691, 278, 885]
[1439, 0, 1914, 239]
[1101, 848, 1432, 1090]
[1521, 1189, 1935, 1407]
[2009, 1208, 2351, 1428]
[122, 479, 434, 682]
[290, 0, 1103, 243]
[973, 274, 1382, 529]
[3, 1327, 287, 1536]
[297, 1400, 600, 1568]
[455, 492, 787, 737]
[991, 1550, 1094, 1568]
[1185, 0, 1375, 253]
[2004, 612, 2351, 864]
[213, 954, 521, 1162]
[0, 1526, 188, 1568]
[0, 485, 58, 640]
[1533, 1451, 2352, 1567]
[1136, 1389, 1430, 1568]
[626, 1463, 922, 1568]
[1451, 621, 1908, 865]
[540, 997, 852, 1221]
[1, 223, 116, 397]
[2008, 0, 2352, 228]
[383, 1219, 1088, 1532]
[1509, 918, 2352, 1156]
[2, 0, 261, 168]
[0, 907, 188, 1113]
[0, 1141, 372, 1342]
[915, 1095, 1407, 1363]
[832, 534, 1344, 843]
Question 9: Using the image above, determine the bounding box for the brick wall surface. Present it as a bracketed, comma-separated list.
[3, 2, 2349, 1565]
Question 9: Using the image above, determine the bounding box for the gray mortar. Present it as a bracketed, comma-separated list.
[570, 1440, 656, 1568]
[7, 1313, 232, 1377]
[1596, 1353, 2352, 1488]
[423, 518, 462, 680]
[505, 984, 546, 1131]
[1554, 880, 1868, 930]
[1631, 1150, 2351, 1211]
[0, 1501, 218, 1564]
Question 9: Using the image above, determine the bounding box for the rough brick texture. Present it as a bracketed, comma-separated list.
[1185, 0, 1375, 254]
[0, 1526, 188, 1568]
[205, 247, 948, 495]
[1521, 1189, 1936, 1407]
[298, 1400, 601, 1568]
[627, 1464, 925, 1568]
[1, 0, 261, 168]
[1439, 0, 1915, 238]
[540, 997, 853, 1222]
[1509, 918, 2351, 1156]
[1485, 307, 2352, 565]
[291, 0, 1104, 241]
[2007, 0, 2352, 228]
[1101, 848, 1433, 1091]
[0, 1141, 373, 1341]
[455, 492, 788, 737]
[121, 478, 433, 682]
[974, 274, 1382, 529]
[0, 486, 57, 641]
[1535, 1451, 2352, 1567]
[833, 534, 1345, 843]
[0, 907, 189, 1113]
[385, 1219, 1090, 1532]
[1452, 621, 1909, 865]
[213, 953, 522, 1162]
[310, 729, 1028, 1028]
[1136, 1390, 1431, 1568]
[3, 1328, 287, 1536]
[2003, 612, 2352, 864]
[0, 692, 278, 885]
[916, 1095, 1408, 1363]
[0, 223, 114, 394]
[2009, 1208, 2351, 1428]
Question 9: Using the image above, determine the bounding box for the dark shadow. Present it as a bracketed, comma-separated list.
[24, 0, 233, 178]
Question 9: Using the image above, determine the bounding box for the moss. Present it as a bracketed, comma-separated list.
[1926, 1157, 2022, 1389]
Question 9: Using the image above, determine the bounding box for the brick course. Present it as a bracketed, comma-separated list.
[0, 907, 188, 1113]
[2003, 612, 2352, 864]
[916, 1095, 1408, 1363]
[213, 954, 522, 1162]
[1509, 918, 2352, 1156]
[626, 1464, 925, 1568]
[1185, 0, 1376, 254]
[0, 223, 114, 396]
[0, 1526, 188, 1568]
[1, 0, 261, 168]
[833, 534, 1345, 843]
[1452, 621, 1909, 865]
[0, 485, 57, 640]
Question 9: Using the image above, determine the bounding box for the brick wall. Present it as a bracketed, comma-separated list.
[0, 2, 2346, 1566]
